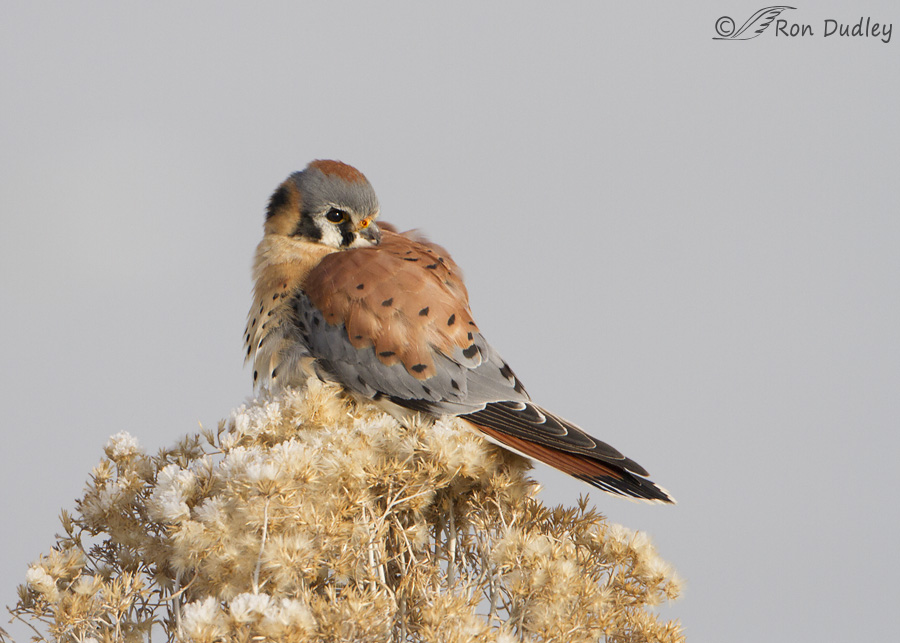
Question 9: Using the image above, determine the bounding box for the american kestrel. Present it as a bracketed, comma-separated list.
[245, 160, 674, 504]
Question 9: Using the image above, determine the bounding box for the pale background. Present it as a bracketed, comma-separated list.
[2, 2, 898, 641]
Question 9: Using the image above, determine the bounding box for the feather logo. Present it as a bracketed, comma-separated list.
[714, 6, 795, 40]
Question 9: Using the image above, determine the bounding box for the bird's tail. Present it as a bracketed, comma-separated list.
[462, 401, 675, 504]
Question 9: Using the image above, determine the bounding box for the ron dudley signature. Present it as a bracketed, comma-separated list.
[778, 16, 893, 43]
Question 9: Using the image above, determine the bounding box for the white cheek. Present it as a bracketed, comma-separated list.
[319, 224, 344, 248]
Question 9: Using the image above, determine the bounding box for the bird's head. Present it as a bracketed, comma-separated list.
[264, 160, 381, 248]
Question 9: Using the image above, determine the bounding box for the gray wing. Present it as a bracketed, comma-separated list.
[290, 292, 529, 413]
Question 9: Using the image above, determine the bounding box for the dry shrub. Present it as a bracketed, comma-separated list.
[6, 381, 682, 643]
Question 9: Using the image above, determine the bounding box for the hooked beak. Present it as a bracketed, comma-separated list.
[358, 217, 381, 245]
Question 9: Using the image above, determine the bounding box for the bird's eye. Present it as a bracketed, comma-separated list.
[325, 208, 347, 223]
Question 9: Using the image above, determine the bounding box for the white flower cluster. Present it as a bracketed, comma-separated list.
[181, 594, 316, 642]
[149, 464, 197, 524]
[25, 566, 59, 603]
[104, 431, 142, 459]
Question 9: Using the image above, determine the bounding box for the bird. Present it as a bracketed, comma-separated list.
[245, 160, 674, 504]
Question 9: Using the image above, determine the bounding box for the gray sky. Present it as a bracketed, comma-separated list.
[2, 2, 898, 641]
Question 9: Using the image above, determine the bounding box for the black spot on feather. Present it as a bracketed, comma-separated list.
[411, 364, 427, 373]
[419, 307, 429, 316]
[382, 298, 394, 307]
[462, 344, 479, 359]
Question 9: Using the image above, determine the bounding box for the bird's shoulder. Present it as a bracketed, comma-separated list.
[302, 228, 480, 375]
